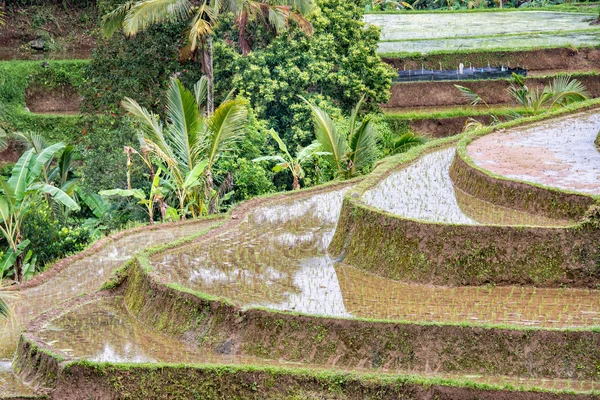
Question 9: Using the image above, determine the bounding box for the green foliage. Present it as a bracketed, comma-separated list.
[81, 22, 189, 114]
[21, 199, 91, 268]
[220, 0, 394, 148]
[120, 78, 248, 216]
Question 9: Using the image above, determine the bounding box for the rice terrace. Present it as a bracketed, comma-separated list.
[2, 0, 600, 398]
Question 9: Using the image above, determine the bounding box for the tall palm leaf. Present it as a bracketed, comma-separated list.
[347, 94, 376, 177]
[206, 98, 248, 167]
[299, 96, 347, 177]
[549, 75, 589, 107]
[165, 78, 203, 174]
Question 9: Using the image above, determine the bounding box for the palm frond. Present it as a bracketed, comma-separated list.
[13, 131, 46, 154]
[348, 94, 366, 140]
[122, 97, 173, 160]
[165, 79, 202, 173]
[549, 75, 589, 107]
[454, 84, 487, 107]
[193, 76, 209, 112]
[299, 96, 347, 176]
[267, 5, 289, 33]
[101, 0, 136, 37]
[206, 98, 248, 166]
[123, 0, 191, 36]
[348, 116, 376, 175]
[180, 5, 213, 60]
[392, 133, 427, 154]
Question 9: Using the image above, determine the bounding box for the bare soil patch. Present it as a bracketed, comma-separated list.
[25, 85, 81, 113]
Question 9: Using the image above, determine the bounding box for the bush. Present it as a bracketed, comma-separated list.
[21, 199, 92, 268]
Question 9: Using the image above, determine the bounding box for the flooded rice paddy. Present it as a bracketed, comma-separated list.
[377, 30, 600, 54]
[150, 165, 595, 328]
[366, 12, 597, 41]
[362, 147, 572, 226]
[365, 12, 600, 53]
[468, 110, 600, 194]
[0, 220, 220, 358]
[32, 296, 600, 392]
[3, 111, 600, 395]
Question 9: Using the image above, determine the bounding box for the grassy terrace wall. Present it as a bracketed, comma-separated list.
[13, 334, 600, 399]
[385, 108, 527, 138]
[330, 103, 600, 288]
[385, 73, 600, 109]
[450, 128, 598, 221]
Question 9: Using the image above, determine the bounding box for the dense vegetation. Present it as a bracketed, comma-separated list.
[0, 0, 396, 283]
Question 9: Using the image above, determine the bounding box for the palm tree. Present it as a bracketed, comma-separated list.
[300, 95, 378, 179]
[253, 129, 323, 190]
[102, 0, 312, 114]
[122, 77, 247, 217]
[0, 144, 80, 282]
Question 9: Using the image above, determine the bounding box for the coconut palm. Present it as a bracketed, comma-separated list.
[253, 129, 323, 190]
[300, 95, 378, 179]
[0, 144, 80, 282]
[122, 77, 247, 217]
[102, 0, 312, 114]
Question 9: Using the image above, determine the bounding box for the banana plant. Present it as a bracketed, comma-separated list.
[0, 145, 80, 282]
[253, 130, 325, 190]
[100, 168, 181, 224]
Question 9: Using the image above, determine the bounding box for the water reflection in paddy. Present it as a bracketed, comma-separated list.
[34, 297, 600, 392]
[153, 189, 351, 317]
[152, 177, 597, 328]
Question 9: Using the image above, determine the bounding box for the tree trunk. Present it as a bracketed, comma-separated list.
[206, 35, 215, 115]
[292, 174, 300, 190]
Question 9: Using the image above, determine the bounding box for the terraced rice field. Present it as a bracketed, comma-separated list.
[366, 11, 600, 54]
[3, 110, 600, 398]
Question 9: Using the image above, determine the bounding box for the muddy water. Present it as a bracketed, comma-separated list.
[365, 12, 598, 41]
[34, 296, 600, 392]
[336, 264, 600, 328]
[468, 110, 600, 194]
[0, 360, 35, 397]
[153, 189, 351, 317]
[362, 147, 570, 226]
[0, 220, 220, 358]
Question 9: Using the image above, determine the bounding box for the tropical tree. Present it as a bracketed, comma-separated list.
[122, 77, 247, 217]
[253, 129, 324, 190]
[0, 144, 80, 282]
[300, 95, 378, 179]
[102, 0, 312, 114]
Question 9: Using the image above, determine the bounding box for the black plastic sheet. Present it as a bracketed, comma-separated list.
[395, 67, 527, 82]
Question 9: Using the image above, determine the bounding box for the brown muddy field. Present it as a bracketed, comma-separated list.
[468, 110, 600, 194]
